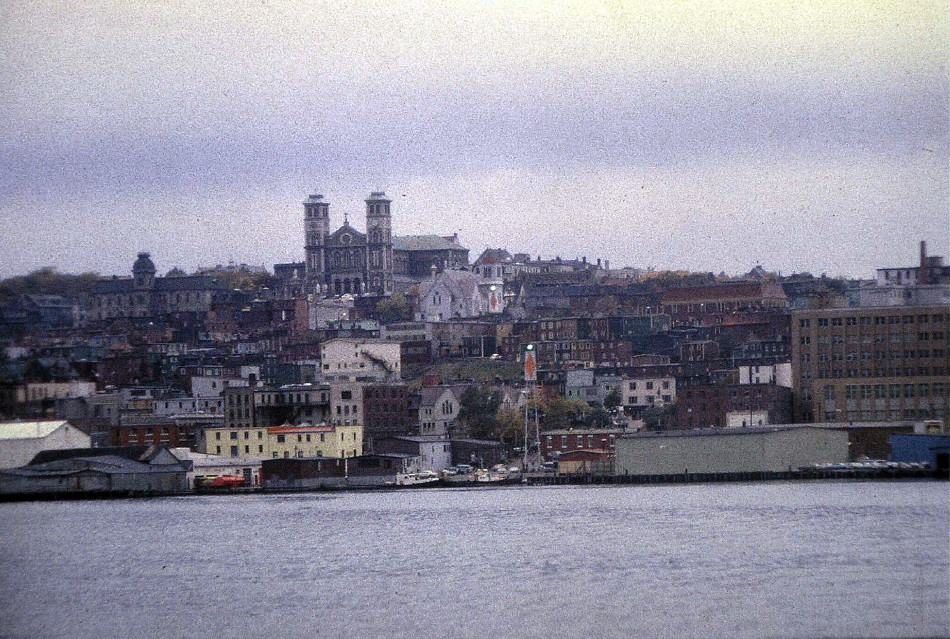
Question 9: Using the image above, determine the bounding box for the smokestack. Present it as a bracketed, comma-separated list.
[920, 241, 928, 284]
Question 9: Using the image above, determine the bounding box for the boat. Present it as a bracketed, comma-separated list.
[395, 470, 441, 487]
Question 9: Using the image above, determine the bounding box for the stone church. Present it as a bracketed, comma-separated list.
[275, 191, 470, 298]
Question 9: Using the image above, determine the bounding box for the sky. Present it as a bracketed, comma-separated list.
[1, 0, 947, 279]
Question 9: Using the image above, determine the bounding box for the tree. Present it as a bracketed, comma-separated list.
[374, 293, 413, 324]
[604, 388, 622, 411]
[585, 406, 612, 429]
[642, 403, 677, 431]
[496, 407, 525, 448]
[457, 385, 503, 439]
[543, 396, 589, 430]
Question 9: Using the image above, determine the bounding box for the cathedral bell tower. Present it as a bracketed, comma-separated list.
[304, 194, 330, 293]
[365, 191, 393, 296]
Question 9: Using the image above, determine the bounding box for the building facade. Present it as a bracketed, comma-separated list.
[298, 191, 470, 298]
[791, 305, 949, 425]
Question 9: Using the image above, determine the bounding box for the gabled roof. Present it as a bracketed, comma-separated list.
[473, 248, 512, 266]
[417, 269, 482, 301]
[28, 445, 165, 466]
[418, 384, 468, 407]
[0, 420, 71, 441]
[327, 223, 366, 244]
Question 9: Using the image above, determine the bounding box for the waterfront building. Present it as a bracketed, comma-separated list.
[791, 305, 949, 425]
[614, 425, 848, 475]
[0, 420, 91, 469]
[260, 456, 347, 489]
[675, 383, 792, 430]
[373, 436, 451, 472]
[199, 421, 361, 459]
[0, 445, 190, 496]
[540, 427, 626, 461]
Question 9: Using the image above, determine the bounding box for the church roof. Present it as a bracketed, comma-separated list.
[393, 235, 467, 252]
[327, 223, 366, 245]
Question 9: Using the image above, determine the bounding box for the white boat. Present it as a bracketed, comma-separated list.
[395, 470, 441, 487]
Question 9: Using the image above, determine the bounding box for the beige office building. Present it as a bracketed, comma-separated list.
[791, 305, 949, 426]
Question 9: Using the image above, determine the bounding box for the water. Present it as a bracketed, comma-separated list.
[0, 481, 947, 639]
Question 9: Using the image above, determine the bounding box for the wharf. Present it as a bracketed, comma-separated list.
[524, 466, 944, 486]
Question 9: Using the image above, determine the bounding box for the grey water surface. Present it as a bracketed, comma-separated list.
[0, 481, 947, 639]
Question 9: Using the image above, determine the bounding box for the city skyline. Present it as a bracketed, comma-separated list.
[1, 1, 947, 278]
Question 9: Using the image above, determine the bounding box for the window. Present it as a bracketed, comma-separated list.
[277, 434, 285, 443]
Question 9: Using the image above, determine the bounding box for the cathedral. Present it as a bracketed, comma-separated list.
[304, 191, 394, 296]
[276, 191, 470, 298]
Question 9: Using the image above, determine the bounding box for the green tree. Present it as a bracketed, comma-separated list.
[374, 294, 413, 324]
[585, 406, 612, 429]
[0, 267, 101, 303]
[604, 388, 622, 411]
[543, 396, 589, 429]
[642, 403, 677, 431]
[457, 385, 503, 439]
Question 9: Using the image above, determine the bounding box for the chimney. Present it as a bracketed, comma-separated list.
[920, 240, 928, 284]
[597, 258, 601, 268]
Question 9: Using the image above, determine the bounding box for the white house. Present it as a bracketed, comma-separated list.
[418, 386, 466, 437]
[320, 338, 401, 382]
[416, 269, 500, 321]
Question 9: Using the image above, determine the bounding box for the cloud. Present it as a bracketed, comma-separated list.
[0, 1, 946, 277]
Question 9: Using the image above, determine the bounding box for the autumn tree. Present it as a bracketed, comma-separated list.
[457, 385, 504, 439]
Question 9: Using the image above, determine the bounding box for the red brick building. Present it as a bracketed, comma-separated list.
[540, 427, 626, 461]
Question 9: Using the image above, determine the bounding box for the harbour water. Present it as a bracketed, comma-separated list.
[0, 480, 947, 639]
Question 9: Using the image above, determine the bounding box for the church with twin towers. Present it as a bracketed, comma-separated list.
[277, 190, 470, 298]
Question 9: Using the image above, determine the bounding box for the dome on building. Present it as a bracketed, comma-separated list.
[133, 252, 156, 274]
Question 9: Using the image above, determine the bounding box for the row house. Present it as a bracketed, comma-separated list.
[540, 427, 626, 461]
[111, 413, 221, 450]
[675, 383, 792, 430]
[661, 282, 789, 326]
[621, 376, 676, 413]
[362, 383, 414, 447]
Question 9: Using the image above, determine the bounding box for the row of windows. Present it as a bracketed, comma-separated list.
[800, 313, 946, 328]
[806, 366, 947, 379]
[824, 409, 945, 420]
[815, 349, 946, 362]
[834, 383, 948, 399]
[215, 430, 264, 440]
[627, 380, 671, 391]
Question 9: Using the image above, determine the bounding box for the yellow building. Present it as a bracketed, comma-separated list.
[199, 423, 362, 459]
[266, 424, 362, 459]
[200, 426, 268, 457]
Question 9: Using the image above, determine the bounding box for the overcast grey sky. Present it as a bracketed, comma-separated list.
[1, 1, 947, 278]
